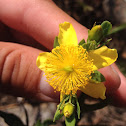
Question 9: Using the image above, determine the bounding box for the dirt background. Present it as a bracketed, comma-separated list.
[0, 0, 126, 126]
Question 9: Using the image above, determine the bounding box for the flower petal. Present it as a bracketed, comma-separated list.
[36, 52, 49, 70]
[58, 22, 78, 46]
[88, 46, 118, 70]
[80, 82, 106, 99]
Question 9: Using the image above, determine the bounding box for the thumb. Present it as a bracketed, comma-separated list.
[0, 42, 59, 102]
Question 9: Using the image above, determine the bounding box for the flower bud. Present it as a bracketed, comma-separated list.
[88, 25, 103, 42]
[63, 103, 74, 118]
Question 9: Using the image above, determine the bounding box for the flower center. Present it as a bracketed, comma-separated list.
[44, 45, 94, 95]
[63, 66, 73, 72]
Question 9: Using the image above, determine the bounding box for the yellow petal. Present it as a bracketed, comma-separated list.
[80, 82, 106, 99]
[36, 52, 49, 70]
[58, 22, 78, 46]
[88, 46, 118, 70]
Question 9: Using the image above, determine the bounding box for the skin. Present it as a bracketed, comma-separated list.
[0, 0, 125, 107]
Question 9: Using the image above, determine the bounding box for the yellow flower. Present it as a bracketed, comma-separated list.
[36, 22, 118, 100]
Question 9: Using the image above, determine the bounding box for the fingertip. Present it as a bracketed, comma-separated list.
[110, 64, 126, 107]
[99, 65, 121, 94]
[39, 74, 60, 101]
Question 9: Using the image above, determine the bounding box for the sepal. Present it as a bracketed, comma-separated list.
[91, 70, 105, 83]
[65, 113, 76, 126]
[53, 36, 59, 48]
[80, 40, 97, 51]
[79, 39, 85, 45]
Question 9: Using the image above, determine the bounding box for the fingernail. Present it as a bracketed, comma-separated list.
[111, 65, 118, 76]
[106, 65, 121, 93]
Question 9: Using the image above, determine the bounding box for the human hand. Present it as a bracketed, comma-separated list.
[0, 0, 125, 107]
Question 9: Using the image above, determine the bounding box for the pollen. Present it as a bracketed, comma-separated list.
[44, 45, 94, 95]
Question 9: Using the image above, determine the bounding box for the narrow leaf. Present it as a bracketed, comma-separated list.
[75, 97, 80, 119]
[53, 110, 63, 122]
[53, 95, 69, 122]
[98, 38, 112, 48]
[108, 23, 126, 35]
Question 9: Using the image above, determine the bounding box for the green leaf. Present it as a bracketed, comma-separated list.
[108, 23, 126, 35]
[91, 70, 105, 82]
[53, 103, 63, 122]
[98, 38, 112, 48]
[79, 39, 85, 45]
[65, 113, 76, 126]
[75, 97, 80, 119]
[101, 21, 112, 36]
[53, 109, 63, 122]
[53, 36, 59, 48]
[53, 95, 69, 122]
[34, 120, 42, 126]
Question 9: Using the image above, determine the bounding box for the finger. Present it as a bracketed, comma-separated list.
[0, 21, 43, 49]
[0, 42, 59, 102]
[98, 65, 121, 93]
[0, 0, 88, 50]
[110, 64, 126, 107]
[9, 29, 49, 51]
